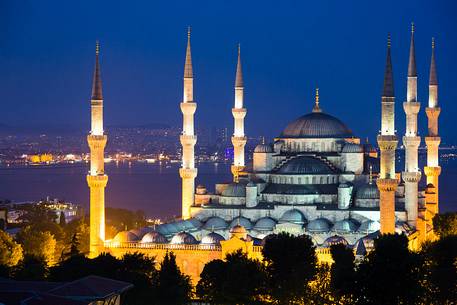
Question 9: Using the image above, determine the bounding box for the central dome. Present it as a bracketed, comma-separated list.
[280, 112, 353, 138]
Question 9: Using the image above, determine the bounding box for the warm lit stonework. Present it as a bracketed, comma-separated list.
[92, 30, 444, 281]
[87, 42, 108, 257]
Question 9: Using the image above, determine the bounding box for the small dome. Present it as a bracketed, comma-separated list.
[356, 183, 380, 199]
[323, 235, 349, 247]
[230, 224, 247, 234]
[279, 209, 306, 224]
[113, 231, 139, 243]
[277, 156, 336, 174]
[201, 232, 225, 245]
[307, 218, 332, 233]
[254, 217, 277, 231]
[170, 232, 198, 245]
[141, 231, 167, 243]
[222, 183, 246, 197]
[130, 227, 155, 239]
[358, 220, 380, 233]
[334, 219, 359, 233]
[203, 216, 228, 230]
[280, 112, 353, 139]
[175, 218, 202, 232]
[196, 184, 207, 195]
[156, 223, 180, 236]
[342, 143, 364, 153]
[229, 216, 253, 230]
[254, 143, 273, 153]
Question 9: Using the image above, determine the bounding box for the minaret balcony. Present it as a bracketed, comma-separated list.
[86, 174, 108, 188]
[425, 136, 441, 147]
[424, 166, 441, 178]
[376, 178, 398, 192]
[377, 135, 398, 150]
[231, 136, 247, 147]
[180, 102, 197, 115]
[403, 101, 421, 115]
[425, 107, 441, 119]
[402, 171, 421, 183]
[232, 108, 247, 119]
[179, 168, 198, 179]
[87, 135, 107, 149]
[180, 135, 197, 146]
[402, 136, 421, 148]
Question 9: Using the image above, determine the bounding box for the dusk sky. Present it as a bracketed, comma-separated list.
[1, 0, 456, 143]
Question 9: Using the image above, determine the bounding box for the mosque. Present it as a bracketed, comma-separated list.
[87, 26, 442, 283]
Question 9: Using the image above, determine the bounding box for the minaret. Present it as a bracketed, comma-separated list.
[231, 44, 247, 182]
[87, 41, 108, 256]
[402, 24, 421, 226]
[424, 37, 441, 214]
[179, 27, 198, 219]
[377, 35, 398, 234]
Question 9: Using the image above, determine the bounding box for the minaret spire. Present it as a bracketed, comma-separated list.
[87, 41, 108, 256]
[231, 43, 248, 181]
[382, 34, 394, 98]
[377, 34, 398, 234]
[91, 41, 103, 102]
[402, 23, 421, 227]
[425, 37, 441, 216]
[180, 27, 198, 219]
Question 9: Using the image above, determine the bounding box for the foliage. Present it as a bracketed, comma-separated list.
[105, 207, 147, 232]
[433, 212, 457, 238]
[13, 254, 48, 280]
[0, 230, 23, 267]
[17, 203, 57, 224]
[262, 232, 317, 304]
[330, 243, 356, 302]
[197, 250, 267, 304]
[354, 234, 423, 305]
[420, 235, 457, 304]
[62, 217, 90, 255]
[16, 226, 57, 264]
[152, 251, 192, 305]
[307, 263, 334, 305]
[59, 211, 66, 226]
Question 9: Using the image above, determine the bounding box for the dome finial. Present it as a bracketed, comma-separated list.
[95, 40, 100, 55]
[411, 22, 414, 34]
[387, 33, 391, 48]
[261, 136, 265, 145]
[312, 87, 322, 113]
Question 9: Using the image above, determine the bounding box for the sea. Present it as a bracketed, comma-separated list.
[0, 157, 456, 219]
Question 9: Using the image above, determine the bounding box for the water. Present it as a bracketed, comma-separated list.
[0, 159, 456, 218]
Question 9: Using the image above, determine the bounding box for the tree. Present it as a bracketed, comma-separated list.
[421, 235, 457, 304]
[16, 226, 57, 264]
[262, 233, 317, 304]
[13, 254, 48, 280]
[63, 217, 90, 255]
[153, 251, 192, 305]
[0, 230, 23, 267]
[59, 211, 66, 226]
[196, 250, 266, 304]
[433, 212, 457, 238]
[354, 234, 423, 305]
[330, 244, 356, 302]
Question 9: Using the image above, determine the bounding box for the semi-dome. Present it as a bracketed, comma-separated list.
[334, 219, 360, 233]
[254, 217, 277, 231]
[279, 209, 306, 224]
[170, 232, 198, 245]
[280, 112, 353, 139]
[203, 216, 228, 231]
[323, 235, 349, 247]
[277, 156, 336, 174]
[201, 232, 225, 245]
[307, 218, 333, 233]
[356, 183, 380, 199]
[113, 231, 139, 243]
[141, 231, 167, 244]
[222, 183, 246, 197]
[358, 220, 380, 233]
[342, 143, 364, 153]
[254, 143, 273, 153]
[229, 216, 253, 230]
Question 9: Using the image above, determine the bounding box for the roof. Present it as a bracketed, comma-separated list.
[280, 112, 353, 138]
[170, 232, 198, 245]
[276, 156, 338, 175]
[222, 182, 247, 197]
[201, 232, 225, 245]
[254, 143, 273, 153]
[279, 209, 306, 224]
[307, 218, 333, 233]
[342, 143, 364, 153]
[356, 183, 380, 200]
[262, 183, 338, 195]
[141, 231, 167, 243]
[203, 216, 228, 230]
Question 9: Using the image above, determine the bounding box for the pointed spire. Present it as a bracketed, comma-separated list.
[408, 22, 417, 77]
[312, 87, 322, 113]
[382, 34, 394, 97]
[91, 40, 103, 100]
[184, 26, 193, 78]
[235, 43, 244, 88]
[429, 37, 438, 85]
